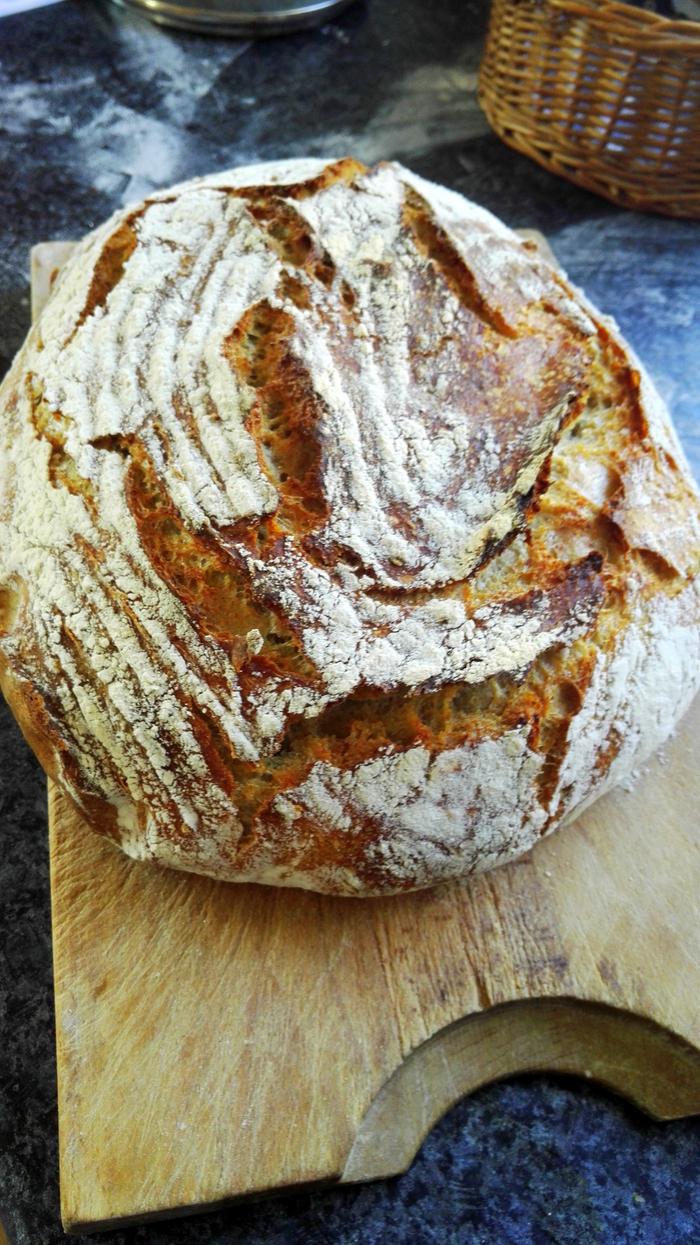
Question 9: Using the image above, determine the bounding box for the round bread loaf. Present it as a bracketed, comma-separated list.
[1, 158, 699, 895]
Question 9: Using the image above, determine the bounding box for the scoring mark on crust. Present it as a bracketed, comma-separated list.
[124, 442, 318, 684]
[402, 185, 515, 338]
[223, 300, 330, 542]
[27, 375, 96, 512]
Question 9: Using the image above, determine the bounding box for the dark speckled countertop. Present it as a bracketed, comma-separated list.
[1, 2, 700, 1242]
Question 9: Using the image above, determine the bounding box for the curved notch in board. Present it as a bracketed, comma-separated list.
[341, 998, 700, 1185]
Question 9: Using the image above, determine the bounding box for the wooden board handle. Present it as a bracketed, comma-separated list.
[343, 999, 700, 1183]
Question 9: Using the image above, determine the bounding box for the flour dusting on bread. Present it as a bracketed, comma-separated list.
[1, 157, 699, 894]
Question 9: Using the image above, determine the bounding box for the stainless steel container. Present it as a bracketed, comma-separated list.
[108, 0, 356, 35]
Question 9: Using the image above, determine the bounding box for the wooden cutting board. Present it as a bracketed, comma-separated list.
[33, 242, 700, 1236]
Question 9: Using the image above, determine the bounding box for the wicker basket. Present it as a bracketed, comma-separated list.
[478, 0, 700, 217]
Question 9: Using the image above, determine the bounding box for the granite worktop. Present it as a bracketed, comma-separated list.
[1, 1, 700, 1241]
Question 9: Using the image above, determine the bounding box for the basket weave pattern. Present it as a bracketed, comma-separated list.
[478, 0, 700, 217]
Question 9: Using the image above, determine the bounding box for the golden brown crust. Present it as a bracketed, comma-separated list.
[1, 158, 700, 894]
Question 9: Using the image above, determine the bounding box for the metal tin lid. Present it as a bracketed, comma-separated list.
[108, 0, 356, 35]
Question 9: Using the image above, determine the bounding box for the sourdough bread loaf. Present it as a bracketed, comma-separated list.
[1, 157, 699, 895]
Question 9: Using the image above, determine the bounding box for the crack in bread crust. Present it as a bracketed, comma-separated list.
[1, 158, 699, 894]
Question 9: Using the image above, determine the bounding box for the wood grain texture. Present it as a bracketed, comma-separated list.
[37, 242, 700, 1235]
[50, 695, 700, 1233]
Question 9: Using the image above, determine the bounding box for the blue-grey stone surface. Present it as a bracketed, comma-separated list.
[0, 1, 699, 1241]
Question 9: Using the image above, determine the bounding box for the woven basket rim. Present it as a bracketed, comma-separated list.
[479, 0, 700, 216]
[548, 0, 700, 50]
